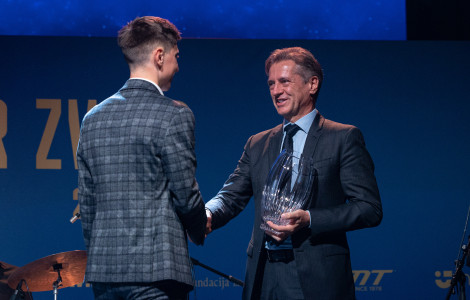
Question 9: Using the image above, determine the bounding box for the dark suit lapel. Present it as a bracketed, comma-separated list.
[253, 125, 283, 246]
[299, 112, 324, 212]
[302, 112, 324, 159]
[266, 124, 284, 173]
[254, 124, 283, 203]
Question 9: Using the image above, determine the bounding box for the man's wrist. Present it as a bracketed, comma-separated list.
[307, 210, 311, 228]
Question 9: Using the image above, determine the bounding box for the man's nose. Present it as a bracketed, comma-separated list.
[271, 82, 283, 96]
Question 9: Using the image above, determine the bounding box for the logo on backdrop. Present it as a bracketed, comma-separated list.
[353, 269, 393, 292]
[435, 270, 470, 289]
[0, 98, 96, 170]
[195, 277, 241, 290]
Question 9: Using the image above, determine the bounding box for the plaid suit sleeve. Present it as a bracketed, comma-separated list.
[77, 119, 95, 250]
[161, 106, 206, 245]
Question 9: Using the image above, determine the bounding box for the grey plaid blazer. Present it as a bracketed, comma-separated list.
[77, 79, 206, 287]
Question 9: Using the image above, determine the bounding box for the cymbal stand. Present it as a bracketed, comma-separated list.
[446, 203, 470, 300]
[10, 279, 25, 300]
[52, 263, 63, 300]
[446, 237, 470, 300]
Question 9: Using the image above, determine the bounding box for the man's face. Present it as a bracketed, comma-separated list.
[267, 60, 318, 123]
[159, 45, 179, 91]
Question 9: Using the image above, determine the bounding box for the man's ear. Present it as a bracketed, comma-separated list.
[153, 47, 165, 68]
[309, 76, 319, 95]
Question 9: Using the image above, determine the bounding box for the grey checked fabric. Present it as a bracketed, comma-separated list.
[77, 79, 206, 287]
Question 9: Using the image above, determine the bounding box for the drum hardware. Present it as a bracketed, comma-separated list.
[8, 250, 86, 299]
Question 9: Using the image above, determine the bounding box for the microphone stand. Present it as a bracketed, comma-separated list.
[446, 237, 470, 300]
[446, 204, 470, 300]
[191, 257, 244, 287]
[69, 208, 244, 287]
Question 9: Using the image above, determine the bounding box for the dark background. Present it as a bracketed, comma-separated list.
[1, 1, 470, 299]
[407, 0, 470, 40]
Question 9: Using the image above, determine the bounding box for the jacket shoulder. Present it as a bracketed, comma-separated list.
[322, 117, 358, 133]
[250, 124, 282, 145]
[172, 100, 189, 108]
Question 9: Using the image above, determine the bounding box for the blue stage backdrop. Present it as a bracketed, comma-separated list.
[1, 36, 469, 299]
[0, 0, 406, 40]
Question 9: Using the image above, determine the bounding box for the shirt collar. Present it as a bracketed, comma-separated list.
[283, 108, 317, 134]
[129, 78, 164, 95]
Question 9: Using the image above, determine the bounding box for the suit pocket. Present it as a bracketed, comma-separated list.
[321, 244, 350, 257]
[314, 157, 336, 178]
[313, 157, 333, 169]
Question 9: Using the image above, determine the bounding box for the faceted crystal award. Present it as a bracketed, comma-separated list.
[260, 150, 314, 234]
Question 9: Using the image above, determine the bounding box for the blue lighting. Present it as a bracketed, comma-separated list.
[0, 0, 406, 40]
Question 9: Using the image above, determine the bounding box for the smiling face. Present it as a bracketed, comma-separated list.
[267, 60, 319, 123]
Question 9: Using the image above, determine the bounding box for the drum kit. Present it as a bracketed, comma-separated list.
[7, 250, 86, 300]
[3, 205, 86, 300]
[5, 204, 245, 300]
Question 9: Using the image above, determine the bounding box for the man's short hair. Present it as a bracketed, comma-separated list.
[265, 47, 323, 100]
[118, 16, 181, 66]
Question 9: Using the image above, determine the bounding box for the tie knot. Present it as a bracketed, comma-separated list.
[284, 124, 301, 138]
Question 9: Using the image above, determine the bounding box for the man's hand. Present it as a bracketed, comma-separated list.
[205, 209, 213, 237]
[265, 209, 310, 242]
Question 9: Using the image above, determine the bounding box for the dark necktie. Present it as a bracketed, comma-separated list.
[280, 123, 301, 192]
[282, 124, 301, 154]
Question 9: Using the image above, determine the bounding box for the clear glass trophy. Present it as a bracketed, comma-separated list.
[260, 150, 314, 234]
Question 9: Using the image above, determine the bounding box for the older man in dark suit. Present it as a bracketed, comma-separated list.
[77, 16, 206, 300]
[206, 47, 383, 299]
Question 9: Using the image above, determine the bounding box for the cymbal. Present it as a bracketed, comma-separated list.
[8, 250, 86, 292]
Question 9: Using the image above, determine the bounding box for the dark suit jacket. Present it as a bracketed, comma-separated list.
[206, 113, 382, 299]
[77, 79, 206, 288]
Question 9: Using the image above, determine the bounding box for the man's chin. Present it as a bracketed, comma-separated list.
[276, 108, 291, 120]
